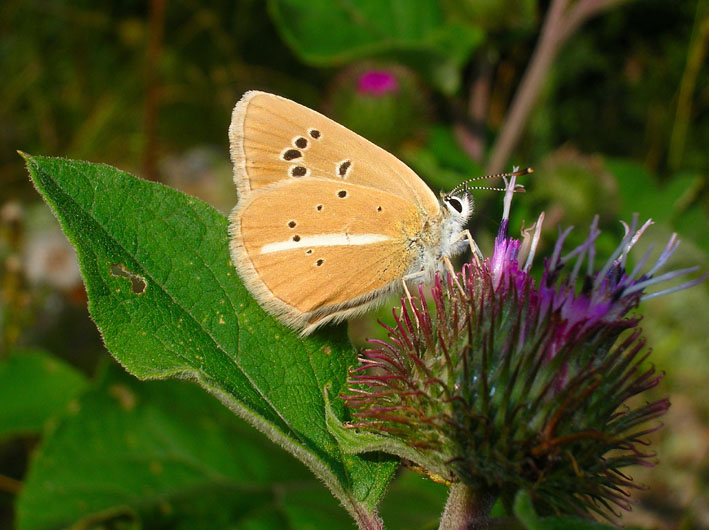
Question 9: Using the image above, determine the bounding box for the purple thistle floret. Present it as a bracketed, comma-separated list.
[357, 69, 400, 96]
[343, 174, 706, 520]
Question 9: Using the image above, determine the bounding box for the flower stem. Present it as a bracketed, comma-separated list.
[486, 0, 632, 173]
[439, 483, 497, 530]
[355, 514, 383, 530]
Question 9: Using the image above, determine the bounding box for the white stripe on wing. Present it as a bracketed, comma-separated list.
[260, 233, 391, 254]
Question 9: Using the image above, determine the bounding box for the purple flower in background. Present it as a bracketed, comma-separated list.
[343, 172, 706, 520]
[357, 69, 399, 96]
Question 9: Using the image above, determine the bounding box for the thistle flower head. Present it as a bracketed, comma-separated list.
[327, 62, 427, 150]
[357, 69, 400, 96]
[343, 175, 706, 519]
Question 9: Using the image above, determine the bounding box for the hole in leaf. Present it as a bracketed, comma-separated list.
[111, 264, 147, 294]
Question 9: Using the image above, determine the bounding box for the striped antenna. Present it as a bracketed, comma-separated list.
[463, 184, 526, 193]
[448, 167, 533, 197]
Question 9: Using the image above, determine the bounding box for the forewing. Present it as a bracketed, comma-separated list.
[230, 178, 422, 328]
[229, 91, 440, 216]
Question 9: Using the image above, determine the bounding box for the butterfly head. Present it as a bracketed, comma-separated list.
[441, 192, 473, 224]
[440, 167, 532, 226]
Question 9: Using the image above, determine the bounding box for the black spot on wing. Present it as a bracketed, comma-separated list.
[283, 149, 301, 161]
[291, 166, 308, 177]
[338, 160, 351, 177]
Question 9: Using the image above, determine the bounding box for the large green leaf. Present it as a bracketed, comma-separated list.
[16, 363, 353, 529]
[606, 159, 699, 225]
[267, 0, 483, 93]
[22, 154, 397, 525]
[0, 349, 88, 438]
[606, 159, 709, 256]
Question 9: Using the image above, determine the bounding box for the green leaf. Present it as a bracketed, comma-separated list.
[16, 363, 352, 530]
[267, 0, 483, 93]
[605, 159, 698, 225]
[673, 203, 709, 255]
[0, 349, 88, 438]
[606, 159, 709, 254]
[605, 159, 661, 222]
[22, 153, 397, 524]
[513, 490, 618, 530]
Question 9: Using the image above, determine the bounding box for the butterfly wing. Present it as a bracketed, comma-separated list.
[229, 91, 440, 217]
[230, 178, 425, 334]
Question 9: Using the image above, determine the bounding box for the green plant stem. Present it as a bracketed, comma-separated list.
[0, 202, 26, 356]
[439, 483, 497, 530]
[486, 0, 632, 174]
[353, 506, 384, 530]
[669, 0, 709, 171]
[142, 0, 165, 181]
[455, 51, 493, 162]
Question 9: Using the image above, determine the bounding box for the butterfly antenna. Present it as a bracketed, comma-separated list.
[450, 167, 533, 196]
[464, 185, 526, 193]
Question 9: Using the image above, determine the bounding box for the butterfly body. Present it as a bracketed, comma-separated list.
[229, 91, 472, 335]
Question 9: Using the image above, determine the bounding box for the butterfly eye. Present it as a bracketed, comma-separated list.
[446, 197, 463, 214]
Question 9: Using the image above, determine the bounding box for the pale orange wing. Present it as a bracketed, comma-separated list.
[229, 91, 440, 217]
[229, 178, 425, 333]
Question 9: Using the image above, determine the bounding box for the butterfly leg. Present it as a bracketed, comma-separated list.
[401, 277, 415, 310]
[452, 229, 483, 265]
[441, 229, 483, 299]
[400, 272, 426, 329]
[441, 255, 469, 300]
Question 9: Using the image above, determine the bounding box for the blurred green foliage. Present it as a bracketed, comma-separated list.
[16, 362, 352, 530]
[1, 0, 708, 528]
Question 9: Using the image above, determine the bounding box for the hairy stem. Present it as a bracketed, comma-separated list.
[439, 483, 497, 530]
[353, 503, 384, 530]
[356, 514, 383, 530]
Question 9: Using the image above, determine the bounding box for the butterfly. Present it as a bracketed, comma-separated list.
[228, 91, 526, 335]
